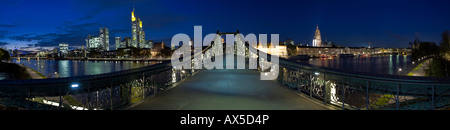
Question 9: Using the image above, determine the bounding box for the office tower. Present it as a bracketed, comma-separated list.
[131, 8, 145, 48]
[58, 43, 69, 57]
[100, 27, 109, 51]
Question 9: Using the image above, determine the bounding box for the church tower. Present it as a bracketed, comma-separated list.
[313, 25, 322, 47]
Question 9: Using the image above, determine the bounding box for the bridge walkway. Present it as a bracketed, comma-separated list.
[128, 68, 328, 110]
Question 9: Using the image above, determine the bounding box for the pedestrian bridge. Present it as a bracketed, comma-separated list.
[127, 57, 327, 110]
[1, 32, 450, 110]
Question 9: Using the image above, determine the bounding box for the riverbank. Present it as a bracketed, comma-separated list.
[20, 65, 46, 79]
[407, 58, 431, 76]
[0, 62, 32, 80]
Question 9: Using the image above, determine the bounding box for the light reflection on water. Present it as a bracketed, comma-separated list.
[295, 55, 412, 75]
[11, 59, 156, 78]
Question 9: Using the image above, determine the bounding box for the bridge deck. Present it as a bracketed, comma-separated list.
[128, 69, 327, 110]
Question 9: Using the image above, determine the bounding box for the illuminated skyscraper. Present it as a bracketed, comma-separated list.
[131, 8, 145, 48]
[115, 37, 121, 50]
[100, 27, 109, 51]
[58, 43, 69, 57]
[312, 25, 322, 47]
[86, 35, 101, 50]
[115, 37, 132, 50]
[86, 28, 109, 52]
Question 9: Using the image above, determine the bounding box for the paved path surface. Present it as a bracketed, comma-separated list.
[410, 59, 432, 76]
[128, 69, 327, 110]
[21, 65, 44, 79]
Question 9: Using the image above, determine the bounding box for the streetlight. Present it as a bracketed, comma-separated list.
[71, 84, 79, 88]
[314, 72, 320, 76]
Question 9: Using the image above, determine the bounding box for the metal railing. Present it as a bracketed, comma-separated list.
[277, 59, 450, 110]
[0, 45, 213, 110]
[0, 60, 200, 110]
[244, 42, 450, 110]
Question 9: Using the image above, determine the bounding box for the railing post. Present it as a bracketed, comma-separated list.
[341, 82, 345, 110]
[128, 82, 132, 104]
[110, 83, 113, 110]
[142, 74, 145, 100]
[432, 85, 435, 110]
[366, 81, 370, 110]
[298, 74, 301, 94]
[154, 81, 157, 95]
[86, 83, 90, 110]
[396, 84, 400, 110]
[27, 87, 31, 110]
[323, 73, 327, 105]
[59, 86, 63, 109]
[310, 75, 313, 98]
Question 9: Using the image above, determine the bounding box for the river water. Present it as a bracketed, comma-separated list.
[295, 55, 413, 75]
[10, 59, 157, 78]
[3, 55, 411, 79]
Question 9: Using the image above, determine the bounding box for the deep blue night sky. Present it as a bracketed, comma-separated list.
[1, 0, 450, 51]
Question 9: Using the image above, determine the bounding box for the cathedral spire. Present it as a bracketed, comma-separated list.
[313, 24, 322, 47]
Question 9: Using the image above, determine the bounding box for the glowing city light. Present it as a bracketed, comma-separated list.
[71, 84, 79, 88]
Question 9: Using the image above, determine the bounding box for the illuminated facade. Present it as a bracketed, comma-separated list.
[58, 43, 69, 57]
[131, 8, 145, 48]
[115, 37, 132, 49]
[115, 37, 122, 50]
[86, 35, 101, 50]
[100, 27, 109, 51]
[143, 40, 153, 49]
[256, 43, 288, 58]
[295, 46, 412, 57]
[312, 25, 322, 47]
[86, 28, 110, 52]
